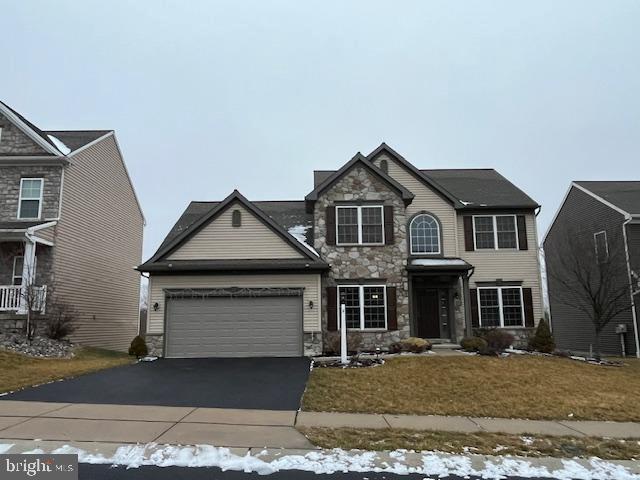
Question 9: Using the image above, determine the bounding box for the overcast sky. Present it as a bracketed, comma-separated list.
[3, 1, 639, 259]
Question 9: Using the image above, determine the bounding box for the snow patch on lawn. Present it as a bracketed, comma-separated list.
[7, 443, 632, 479]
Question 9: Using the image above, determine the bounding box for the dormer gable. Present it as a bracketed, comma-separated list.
[0, 102, 64, 156]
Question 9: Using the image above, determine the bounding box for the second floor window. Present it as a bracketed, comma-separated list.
[410, 214, 440, 254]
[336, 205, 384, 245]
[18, 178, 43, 220]
[474, 215, 518, 250]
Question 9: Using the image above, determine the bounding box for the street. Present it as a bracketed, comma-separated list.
[80, 464, 556, 480]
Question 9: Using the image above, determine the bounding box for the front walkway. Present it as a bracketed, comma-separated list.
[1, 401, 639, 448]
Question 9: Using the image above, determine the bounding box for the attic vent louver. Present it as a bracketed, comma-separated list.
[379, 159, 388, 174]
[232, 209, 241, 227]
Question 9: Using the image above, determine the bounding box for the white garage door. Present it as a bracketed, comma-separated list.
[165, 294, 303, 358]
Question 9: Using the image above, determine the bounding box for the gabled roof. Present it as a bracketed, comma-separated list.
[423, 169, 539, 209]
[305, 152, 415, 212]
[0, 101, 63, 156]
[574, 181, 640, 216]
[367, 143, 460, 206]
[140, 190, 327, 271]
[45, 130, 112, 153]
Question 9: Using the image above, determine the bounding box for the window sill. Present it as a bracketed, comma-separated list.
[336, 243, 386, 247]
[339, 328, 388, 333]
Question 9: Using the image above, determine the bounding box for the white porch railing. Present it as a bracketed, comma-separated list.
[0, 285, 47, 313]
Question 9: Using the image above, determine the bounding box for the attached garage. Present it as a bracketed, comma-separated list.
[164, 289, 303, 358]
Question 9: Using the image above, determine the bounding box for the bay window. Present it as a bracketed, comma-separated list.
[337, 285, 387, 329]
[477, 286, 524, 327]
[336, 206, 384, 245]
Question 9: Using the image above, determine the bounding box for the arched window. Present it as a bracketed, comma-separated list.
[379, 159, 388, 174]
[410, 214, 440, 254]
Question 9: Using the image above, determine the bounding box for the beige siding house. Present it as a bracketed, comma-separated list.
[140, 143, 543, 357]
[0, 101, 144, 351]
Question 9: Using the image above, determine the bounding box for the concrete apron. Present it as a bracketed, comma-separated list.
[0, 439, 639, 477]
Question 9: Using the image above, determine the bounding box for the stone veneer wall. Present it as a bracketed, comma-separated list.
[0, 112, 49, 156]
[314, 165, 410, 352]
[0, 165, 63, 222]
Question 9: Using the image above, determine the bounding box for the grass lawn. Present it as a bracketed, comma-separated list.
[301, 427, 640, 460]
[302, 355, 640, 422]
[0, 347, 133, 394]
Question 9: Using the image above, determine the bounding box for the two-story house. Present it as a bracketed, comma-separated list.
[544, 181, 640, 357]
[139, 143, 543, 357]
[0, 101, 144, 351]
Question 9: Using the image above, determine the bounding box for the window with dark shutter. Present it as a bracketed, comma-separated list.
[523, 288, 535, 327]
[326, 207, 336, 245]
[326, 287, 337, 331]
[384, 206, 394, 245]
[463, 216, 475, 251]
[517, 215, 528, 250]
[470, 288, 479, 327]
[386, 286, 397, 330]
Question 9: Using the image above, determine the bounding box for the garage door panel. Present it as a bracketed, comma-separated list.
[166, 295, 302, 358]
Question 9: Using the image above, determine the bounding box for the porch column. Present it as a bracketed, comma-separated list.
[462, 274, 473, 337]
[18, 239, 36, 313]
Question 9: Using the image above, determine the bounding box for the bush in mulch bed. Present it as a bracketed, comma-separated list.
[0, 333, 75, 358]
[314, 355, 385, 368]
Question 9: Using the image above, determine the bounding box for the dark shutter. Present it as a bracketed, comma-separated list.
[386, 286, 397, 330]
[517, 215, 528, 250]
[523, 288, 535, 327]
[470, 288, 479, 328]
[326, 287, 337, 331]
[384, 206, 394, 245]
[463, 216, 475, 251]
[326, 206, 336, 246]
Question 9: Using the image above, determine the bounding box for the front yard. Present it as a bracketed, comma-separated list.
[302, 355, 640, 422]
[0, 347, 133, 394]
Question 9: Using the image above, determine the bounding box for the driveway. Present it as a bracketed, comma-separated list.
[1, 357, 311, 410]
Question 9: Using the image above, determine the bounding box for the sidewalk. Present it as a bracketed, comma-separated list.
[0, 400, 639, 449]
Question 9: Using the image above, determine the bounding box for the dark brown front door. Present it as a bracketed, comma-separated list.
[416, 288, 440, 338]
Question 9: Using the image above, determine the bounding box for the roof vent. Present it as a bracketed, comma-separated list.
[232, 209, 241, 227]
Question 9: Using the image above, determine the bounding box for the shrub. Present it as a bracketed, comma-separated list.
[44, 302, 77, 340]
[528, 318, 555, 353]
[388, 342, 403, 354]
[323, 331, 363, 355]
[401, 337, 432, 353]
[460, 336, 487, 352]
[483, 329, 515, 352]
[128, 335, 148, 357]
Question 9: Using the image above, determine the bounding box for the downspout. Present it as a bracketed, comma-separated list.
[463, 266, 475, 338]
[622, 216, 640, 358]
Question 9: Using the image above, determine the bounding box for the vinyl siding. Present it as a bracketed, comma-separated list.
[52, 135, 144, 352]
[167, 202, 304, 260]
[34, 224, 55, 244]
[458, 213, 544, 323]
[544, 186, 636, 355]
[372, 154, 458, 256]
[147, 273, 321, 333]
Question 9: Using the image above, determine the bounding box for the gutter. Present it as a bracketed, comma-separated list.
[622, 216, 640, 358]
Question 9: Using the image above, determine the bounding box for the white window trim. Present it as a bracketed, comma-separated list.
[337, 284, 388, 331]
[17, 178, 44, 220]
[472, 214, 519, 251]
[335, 205, 385, 246]
[12, 256, 23, 286]
[477, 286, 525, 328]
[410, 214, 441, 255]
[594, 230, 609, 261]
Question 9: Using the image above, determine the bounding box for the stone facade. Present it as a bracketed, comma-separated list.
[0, 165, 63, 222]
[0, 242, 54, 287]
[304, 332, 322, 356]
[314, 165, 410, 352]
[145, 333, 164, 356]
[0, 112, 49, 156]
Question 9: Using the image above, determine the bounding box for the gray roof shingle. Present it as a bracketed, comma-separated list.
[44, 130, 112, 152]
[574, 181, 640, 215]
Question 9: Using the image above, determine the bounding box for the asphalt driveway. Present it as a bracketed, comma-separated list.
[1, 357, 311, 410]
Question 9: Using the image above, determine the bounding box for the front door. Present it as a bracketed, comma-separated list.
[416, 288, 440, 338]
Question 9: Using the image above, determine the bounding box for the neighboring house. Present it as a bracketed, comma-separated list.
[139, 143, 543, 357]
[0, 101, 144, 351]
[543, 181, 640, 356]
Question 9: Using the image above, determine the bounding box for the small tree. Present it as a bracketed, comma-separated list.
[546, 227, 633, 360]
[44, 298, 77, 340]
[528, 318, 555, 353]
